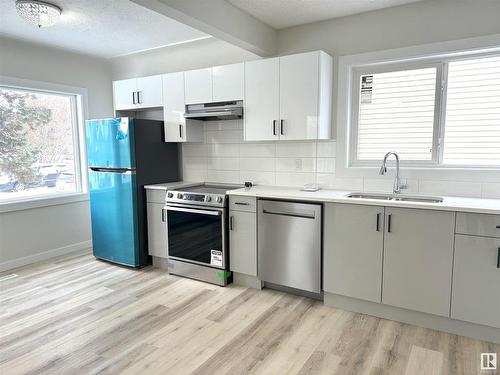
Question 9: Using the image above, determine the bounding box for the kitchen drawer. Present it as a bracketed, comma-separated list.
[456, 212, 500, 238]
[229, 196, 256, 212]
[146, 189, 167, 204]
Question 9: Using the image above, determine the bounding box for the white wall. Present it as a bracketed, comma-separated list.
[0, 36, 113, 118]
[111, 37, 259, 80]
[0, 36, 114, 271]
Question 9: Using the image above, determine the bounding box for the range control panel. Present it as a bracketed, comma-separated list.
[166, 190, 226, 207]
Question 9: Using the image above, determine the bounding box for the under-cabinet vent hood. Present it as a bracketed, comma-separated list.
[184, 101, 243, 121]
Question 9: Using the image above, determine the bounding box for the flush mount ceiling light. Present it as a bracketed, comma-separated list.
[15, 0, 62, 28]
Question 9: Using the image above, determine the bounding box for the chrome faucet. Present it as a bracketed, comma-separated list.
[379, 152, 406, 194]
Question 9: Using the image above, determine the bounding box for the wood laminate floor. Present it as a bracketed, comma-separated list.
[0, 251, 498, 375]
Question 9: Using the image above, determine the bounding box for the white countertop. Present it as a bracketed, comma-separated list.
[227, 185, 500, 215]
[144, 181, 202, 191]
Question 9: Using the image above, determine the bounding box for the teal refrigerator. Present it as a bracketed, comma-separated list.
[85, 118, 178, 267]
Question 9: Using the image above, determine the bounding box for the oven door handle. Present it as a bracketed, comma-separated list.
[165, 206, 222, 216]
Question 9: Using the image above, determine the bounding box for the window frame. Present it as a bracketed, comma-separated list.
[0, 76, 89, 212]
[348, 51, 500, 170]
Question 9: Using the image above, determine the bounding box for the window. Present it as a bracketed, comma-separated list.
[443, 55, 500, 166]
[0, 85, 83, 202]
[350, 53, 500, 168]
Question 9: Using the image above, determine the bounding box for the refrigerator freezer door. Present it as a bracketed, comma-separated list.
[89, 170, 139, 266]
[85, 118, 135, 169]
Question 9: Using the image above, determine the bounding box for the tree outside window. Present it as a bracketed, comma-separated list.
[0, 87, 78, 200]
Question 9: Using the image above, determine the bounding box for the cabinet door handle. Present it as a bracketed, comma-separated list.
[137, 91, 141, 104]
[273, 120, 277, 136]
[497, 247, 500, 269]
[161, 208, 166, 223]
[387, 214, 392, 233]
[280, 119, 284, 135]
[132, 91, 137, 104]
[179, 124, 183, 139]
[496, 225, 500, 229]
[376, 213, 381, 232]
[229, 216, 234, 230]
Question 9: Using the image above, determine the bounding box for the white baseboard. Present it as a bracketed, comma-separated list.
[0, 240, 92, 272]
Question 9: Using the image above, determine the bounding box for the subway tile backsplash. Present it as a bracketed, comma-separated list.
[180, 120, 500, 198]
[182, 120, 333, 188]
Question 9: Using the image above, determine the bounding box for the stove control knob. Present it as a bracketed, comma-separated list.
[205, 196, 212, 202]
[216, 196, 223, 204]
[167, 192, 173, 198]
[177, 193, 183, 199]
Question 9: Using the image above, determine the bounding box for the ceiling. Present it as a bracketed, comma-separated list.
[0, 0, 210, 58]
[227, 0, 427, 29]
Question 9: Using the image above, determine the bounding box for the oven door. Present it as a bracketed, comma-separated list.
[166, 204, 226, 269]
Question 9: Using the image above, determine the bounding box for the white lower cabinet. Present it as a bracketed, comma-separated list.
[324, 204, 456, 318]
[146, 202, 167, 258]
[146, 190, 168, 258]
[451, 234, 500, 328]
[382, 208, 455, 317]
[323, 203, 384, 303]
[229, 209, 257, 276]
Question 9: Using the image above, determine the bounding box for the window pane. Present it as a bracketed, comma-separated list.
[356, 67, 437, 161]
[443, 55, 500, 166]
[0, 87, 77, 200]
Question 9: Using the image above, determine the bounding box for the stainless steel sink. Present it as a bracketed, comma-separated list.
[346, 193, 443, 203]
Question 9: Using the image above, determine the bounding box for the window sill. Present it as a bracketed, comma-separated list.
[348, 164, 500, 171]
[0, 192, 89, 213]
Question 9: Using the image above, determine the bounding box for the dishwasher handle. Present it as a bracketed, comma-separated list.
[262, 209, 316, 220]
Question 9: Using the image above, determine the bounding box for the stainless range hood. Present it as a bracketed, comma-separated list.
[184, 100, 243, 121]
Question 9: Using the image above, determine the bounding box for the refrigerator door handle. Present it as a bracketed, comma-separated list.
[89, 167, 136, 174]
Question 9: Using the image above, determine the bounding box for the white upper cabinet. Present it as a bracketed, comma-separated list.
[212, 63, 244, 102]
[113, 75, 162, 111]
[163, 72, 185, 143]
[113, 78, 137, 111]
[244, 58, 280, 141]
[244, 51, 332, 141]
[136, 75, 163, 109]
[112, 51, 332, 141]
[280, 51, 324, 140]
[163, 71, 203, 143]
[184, 68, 213, 104]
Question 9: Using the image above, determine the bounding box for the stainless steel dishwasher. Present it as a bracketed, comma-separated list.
[258, 200, 322, 294]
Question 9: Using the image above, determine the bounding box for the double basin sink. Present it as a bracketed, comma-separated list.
[347, 193, 444, 204]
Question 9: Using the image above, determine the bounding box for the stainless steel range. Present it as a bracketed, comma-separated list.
[164, 183, 240, 286]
